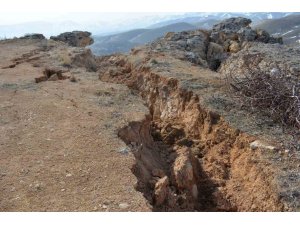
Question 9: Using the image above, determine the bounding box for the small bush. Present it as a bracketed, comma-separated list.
[58, 51, 72, 67]
[226, 61, 300, 128]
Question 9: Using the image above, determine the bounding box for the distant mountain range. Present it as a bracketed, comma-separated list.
[1, 12, 299, 54]
[147, 12, 294, 28]
[91, 12, 300, 55]
[255, 14, 300, 45]
[91, 22, 197, 55]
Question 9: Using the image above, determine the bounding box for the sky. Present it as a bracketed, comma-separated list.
[0, 0, 299, 38]
[0, 12, 189, 38]
[0, 12, 181, 26]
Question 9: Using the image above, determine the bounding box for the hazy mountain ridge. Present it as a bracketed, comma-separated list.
[91, 12, 300, 55]
[91, 22, 197, 55]
[255, 14, 300, 44]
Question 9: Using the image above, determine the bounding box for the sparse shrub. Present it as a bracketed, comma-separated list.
[59, 51, 72, 67]
[46, 39, 57, 48]
[226, 56, 300, 128]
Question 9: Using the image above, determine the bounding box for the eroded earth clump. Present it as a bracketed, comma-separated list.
[1, 18, 300, 212]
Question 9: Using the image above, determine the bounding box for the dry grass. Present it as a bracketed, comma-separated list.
[226, 55, 300, 129]
[58, 51, 72, 67]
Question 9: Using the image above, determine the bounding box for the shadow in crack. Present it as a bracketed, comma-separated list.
[118, 118, 237, 212]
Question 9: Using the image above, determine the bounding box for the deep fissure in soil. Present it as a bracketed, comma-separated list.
[101, 58, 285, 212]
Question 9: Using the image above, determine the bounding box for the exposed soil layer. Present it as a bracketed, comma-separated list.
[100, 56, 287, 212]
[1, 36, 299, 212]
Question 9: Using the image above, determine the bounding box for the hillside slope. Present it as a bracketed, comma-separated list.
[255, 14, 300, 44]
[91, 22, 196, 55]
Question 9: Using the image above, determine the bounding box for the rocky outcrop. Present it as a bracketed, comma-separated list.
[20, 33, 45, 40]
[219, 42, 300, 79]
[149, 30, 210, 68]
[50, 31, 94, 47]
[146, 17, 282, 70]
[210, 17, 283, 51]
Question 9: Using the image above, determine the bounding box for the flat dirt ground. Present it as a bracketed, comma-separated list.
[0, 39, 150, 211]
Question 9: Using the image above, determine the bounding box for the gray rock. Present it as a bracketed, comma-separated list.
[238, 27, 257, 42]
[256, 29, 270, 43]
[50, 31, 94, 47]
[212, 17, 252, 34]
[118, 203, 129, 209]
[250, 140, 277, 151]
[20, 33, 45, 40]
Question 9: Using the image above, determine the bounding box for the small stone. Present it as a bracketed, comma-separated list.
[66, 173, 72, 177]
[251, 204, 257, 210]
[118, 203, 129, 209]
[117, 147, 129, 155]
[154, 176, 169, 206]
[34, 183, 42, 191]
[48, 74, 59, 81]
[70, 75, 77, 82]
[102, 204, 108, 209]
[284, 149, 290, 154]
[250, 141, 258, 150]
[250, 140, 276, 151]
[61, 188, 65, 192]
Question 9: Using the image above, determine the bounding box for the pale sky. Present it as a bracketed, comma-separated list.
[0, 12, 180, 26]
[0, 0, 297, 25]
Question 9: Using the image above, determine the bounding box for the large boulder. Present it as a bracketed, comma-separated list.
[212, 17, 252, 34]
[210, 17, 252, 44]
[50, 31, 94, 47]
[211, 17, 282, 47]
[150, 30, 210, 67]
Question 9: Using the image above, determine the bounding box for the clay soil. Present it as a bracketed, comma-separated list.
[0, 39, 299, 212]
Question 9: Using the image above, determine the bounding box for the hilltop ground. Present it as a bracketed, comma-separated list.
[0, 39, 150, 211]
[0, 18, 300, 212]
